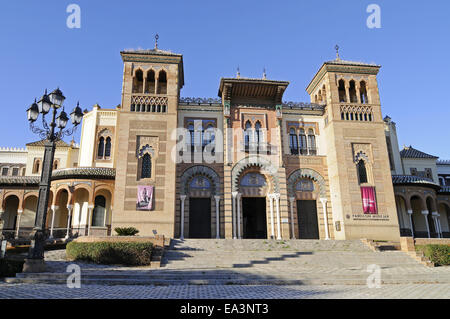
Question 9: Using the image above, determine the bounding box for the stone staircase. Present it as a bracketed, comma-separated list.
[4, 239, 450, 286]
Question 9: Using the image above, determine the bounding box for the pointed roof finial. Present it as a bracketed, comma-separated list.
[236, 66, 240, 78]
[263, 67, 267, 80]
[155, 33, 159, 50]
[335, 44, 340, 60]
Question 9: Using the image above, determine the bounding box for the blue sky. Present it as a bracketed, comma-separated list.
[1, 0, 449, 158]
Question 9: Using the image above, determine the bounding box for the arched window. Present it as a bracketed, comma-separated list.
[105, 137, 112, 158]
[141, 153, 152, 179]
[33, 159, 40, 174]
[132, 69, 144, 93]
[322, 84, 327, 102]
[97, 137, 105, 158]
[204, 124, 215, 147]
[53, 160, 59, 170]
[338, 80, 347, 103]
[299, 129, 307, 155]
[92, 195, 106, 227]
[289, 128, 298, 155]
[307, 129, 316, 155]
[157, 70, 167, 94]
[244, 121, 252, 150]
[360, 81, 368, 104]
[255, 121, 262, 146]
[349, 80, 357, 103]
[357, 159, 368, 184]
[188, 123, 194, 151]
[145, 70, 156, 94]
[317, 90, 322, 103]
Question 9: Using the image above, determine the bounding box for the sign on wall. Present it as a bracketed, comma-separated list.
[136, 185, 154, 211]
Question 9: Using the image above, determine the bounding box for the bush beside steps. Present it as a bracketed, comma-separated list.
[416, 244, 450, 266]
[66, 241, 153, 266]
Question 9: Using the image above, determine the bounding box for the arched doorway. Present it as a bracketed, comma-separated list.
[73, 188, 90, 236]
[395, 195, 411, 236]
[438, 203, 450, 238]
[410, 196, 425, 238]
[426, 197, 437, 238]
[3, 195, 19, 232]
[22, 195, 38, 236]
[295, 178, 319, 239]
[179, 166, 220, 239]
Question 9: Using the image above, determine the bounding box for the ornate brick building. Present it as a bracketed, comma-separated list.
[1, 44, 449, 242]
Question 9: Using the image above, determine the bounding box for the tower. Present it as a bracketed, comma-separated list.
[112, 39, 184, 237]
[306, 50, 400, 240]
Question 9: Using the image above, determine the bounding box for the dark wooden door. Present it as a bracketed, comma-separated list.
[242, 197, 267, 239]
[189, 198, 211, 238]
[297, 200, 319, 239]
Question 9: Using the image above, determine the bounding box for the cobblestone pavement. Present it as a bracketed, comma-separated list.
[0, 283, 448, 299]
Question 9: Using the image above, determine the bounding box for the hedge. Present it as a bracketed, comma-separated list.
[0, 258, 24, 278]
[66, 241, 153, 266]
[416, 244, 450, 266]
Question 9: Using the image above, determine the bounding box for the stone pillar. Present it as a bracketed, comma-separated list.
[180, 195, 186, 239]
[422, 210, 430, 238]
[49, 205, 58, 239]
[289, 197, 296, 239]
[432, 212, 441, 238]
[274, 193, 281, 240]
[14, 210, 23, 239]
[268, 194, 275, 239]
[320, 198, 330, 240]
[407, 210, 414, 238]
[87, 205, 94, 236]
[237, 193, 242, 239]
[214, 195, 220, 239]
[232, 192, 238, 239]
[65, 205, 73, 240]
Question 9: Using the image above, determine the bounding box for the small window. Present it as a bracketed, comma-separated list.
[338, 80, 347, 102]
[132, 69, 144, 93]
[299, 129, 307, 155]
[357, 160, 368, 184]
[97, 137, 105, 158]
[157, 70, 167, 94]
[289, 128, 298, 155]
[105, 137, 112, 158]
[141, 153, 152, 179]
[2, 168, 8, 176]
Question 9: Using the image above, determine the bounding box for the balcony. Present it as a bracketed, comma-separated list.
[290, 147, 317, 156]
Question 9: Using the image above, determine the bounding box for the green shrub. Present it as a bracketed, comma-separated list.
[416, 244, 450, 266]
[114, 227, 139, 236]
[66, 241, 152, 266]
[0, 258, 24, 278]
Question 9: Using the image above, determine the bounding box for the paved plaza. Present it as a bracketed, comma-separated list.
[0, 283, 448, 299]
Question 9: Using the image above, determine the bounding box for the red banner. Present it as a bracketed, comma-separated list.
[361, 186, 377, 214]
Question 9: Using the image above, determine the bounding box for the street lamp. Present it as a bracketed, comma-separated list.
[23, 88, 83, 273]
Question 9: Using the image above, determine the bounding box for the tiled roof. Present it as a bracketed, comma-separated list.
[26, 140, 71, 148]
[0, 176, 39, 186]
[52, 167, 115, 180]
[392, 175, 440, 188]
[437, 160, 450, 165]
[325, 58, 380, 68]
[399, 146, 438, 159]
[120, 48, 182, 57]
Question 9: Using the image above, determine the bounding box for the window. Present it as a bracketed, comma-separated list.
[204, 124, 215, 150]
[244, 121, 252, 150]
[2, 168, 8, 176]
[360, 81, 368, 104]
[97, 137, 105, 158]
[299, 129, 307, 155]
[410, 168, 417, 176]
[105, 137, 112, 158]
[53, 160, 59, 170]
[157, 70, 167, 94]
[357, 160, 368, 184]
[12, 168, 19, 176]
[33, 159, 41, 174]
[289, 128, 298, 155]
[141, 153, 152, 179]
[338, 80, 346, 102]
[132, 69, 144, 93]
[307, 129, 316, 155]
[349, 80, 357, 103]
[92, 195, 106, 227]
[145, 70, 156, 94]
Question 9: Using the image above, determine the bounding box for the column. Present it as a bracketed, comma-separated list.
[87, 205, 94, 236]
[422, 210, 430, 238]
[232, 192, 238, 239]
[237, 193, 242, 239]
[407, 210, 414, 237]
[214, 195, 220, 239]
[49, 205, 58, 239]
[432, 212, 441, 238]
[14, 210, 23, 239]
[65, 205, 73, 240]
[289, 197, 296, 239]
[268, 194, 275, 239]
[274, 193, 281, 240]
[436, 215, 443, 238]
[180, 195, 186, 239]
[320, 198, 330, 240]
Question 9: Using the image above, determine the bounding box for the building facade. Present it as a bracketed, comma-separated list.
[0, 45, 449, 242]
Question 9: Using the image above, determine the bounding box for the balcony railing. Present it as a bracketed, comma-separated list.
[290, 147, 317, 156]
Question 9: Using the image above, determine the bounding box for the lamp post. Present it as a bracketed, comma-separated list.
[23, 88, 83, 273]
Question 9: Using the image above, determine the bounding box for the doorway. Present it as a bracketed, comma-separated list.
[242, 197, 267, 239]
[189, 198, 211, 238]
[297, 200, 319, 239]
